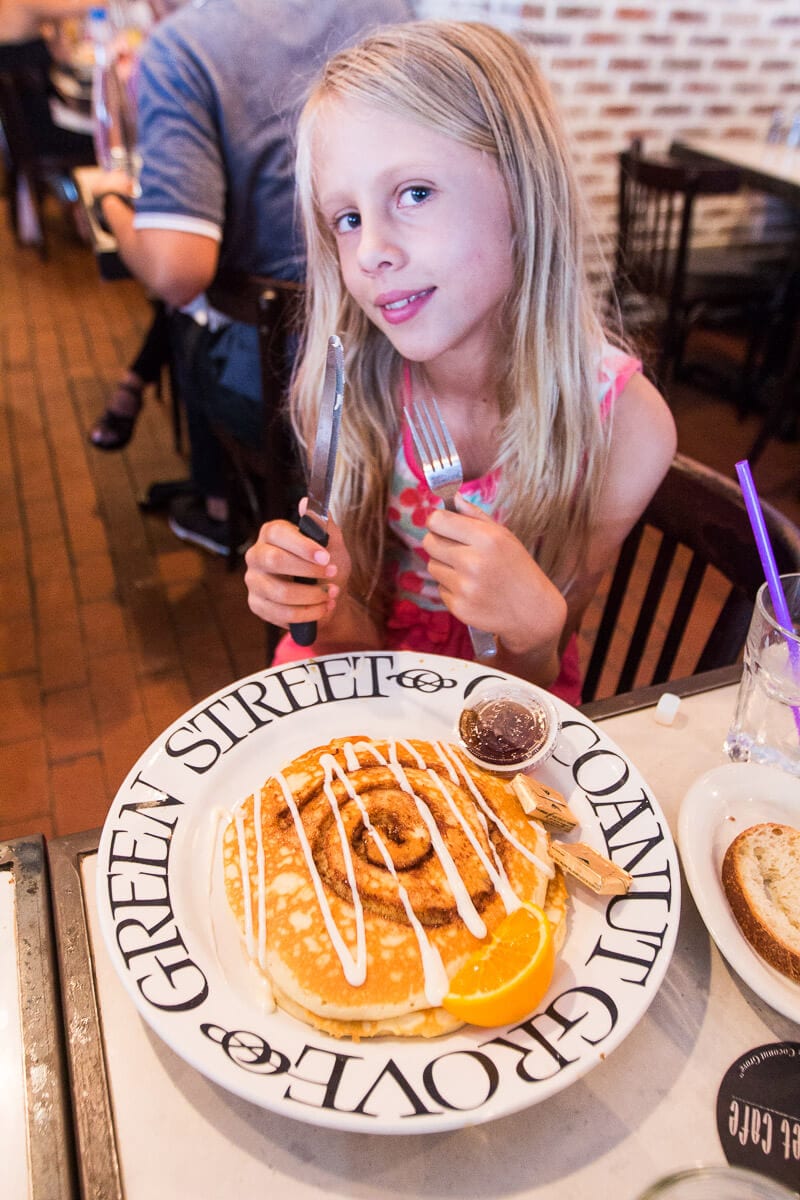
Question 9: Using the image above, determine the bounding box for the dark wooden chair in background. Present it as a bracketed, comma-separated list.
[744, 246, 800, 466]
[612, 140, 787, 388]
[205, 270, 304, 662]
[582, 453, 800, 702]
[0, 56, 94, 257]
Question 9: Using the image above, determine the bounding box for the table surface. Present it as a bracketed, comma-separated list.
[72, 164, 131, 280]
[671, 135, 800, 460]
[46, 666, 800, 1200]
[671, 137, 800, 206]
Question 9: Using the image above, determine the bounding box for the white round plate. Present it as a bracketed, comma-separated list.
[96, 651, 680, 1134]
[677, 761, 800, 1023]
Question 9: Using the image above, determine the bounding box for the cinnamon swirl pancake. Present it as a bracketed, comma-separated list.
[222, 737, 567, 1039]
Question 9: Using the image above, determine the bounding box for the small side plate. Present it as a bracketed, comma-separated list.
[677, 761, 800, 1022]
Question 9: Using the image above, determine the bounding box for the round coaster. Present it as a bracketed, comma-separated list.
[716, 1042, 800, 1191]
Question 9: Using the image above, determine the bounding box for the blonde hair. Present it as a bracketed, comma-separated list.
[292, 19, 612, 614]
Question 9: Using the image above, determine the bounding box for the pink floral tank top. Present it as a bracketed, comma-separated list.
[386, 344, 640, 612]
[273, 343, 640, 705]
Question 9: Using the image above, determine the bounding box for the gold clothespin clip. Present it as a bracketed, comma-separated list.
[512, 775, 578, 832]
[550, 842, 633, 895]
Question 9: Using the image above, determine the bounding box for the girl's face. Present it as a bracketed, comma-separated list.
[314, 97, 515, 379]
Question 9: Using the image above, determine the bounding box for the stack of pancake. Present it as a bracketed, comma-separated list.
[222, 736, 567, 1039]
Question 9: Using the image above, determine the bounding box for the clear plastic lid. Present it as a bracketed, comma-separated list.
[457, 680, 560, 774]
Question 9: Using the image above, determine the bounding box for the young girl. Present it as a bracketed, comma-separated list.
[244, 20, 676, 705]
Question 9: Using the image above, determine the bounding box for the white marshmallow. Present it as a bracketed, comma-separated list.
[654, 692, 681, 726]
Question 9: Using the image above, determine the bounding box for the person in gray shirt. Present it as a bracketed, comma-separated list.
[91, 0, 413, 554]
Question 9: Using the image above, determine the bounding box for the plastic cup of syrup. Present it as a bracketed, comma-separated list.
[457, 681, 560, 774]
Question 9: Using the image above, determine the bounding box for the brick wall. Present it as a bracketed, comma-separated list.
[414, 0, 800, 255]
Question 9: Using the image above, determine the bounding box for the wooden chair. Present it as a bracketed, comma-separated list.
[205, 270, 305, 661]
[0, 58, 94, 257]
[745, 251, 800, 465]
[581, 453, 800, 702]
[613, 140, 786, 386]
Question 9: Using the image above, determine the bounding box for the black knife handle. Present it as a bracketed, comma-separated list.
[289, 511, 329, 646]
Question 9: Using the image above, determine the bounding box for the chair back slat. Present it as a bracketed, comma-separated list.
[652, 553, 707, 681]
[695, 591, 754, 674]
[581, 522, 644, 701]
[582, 453, 800, 702]
[0, 58, 94, 255]
[616, 533, 677, 693]
[205, 270, 303, 465]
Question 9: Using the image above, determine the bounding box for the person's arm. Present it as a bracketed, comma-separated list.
[92, 178, 219, 305]
[89, 16, 225, 306]
[18, 0, 95, 21]
[40, 0, 94, 15]
[0, 0, 94, 41]
[244, 505, 384, 652]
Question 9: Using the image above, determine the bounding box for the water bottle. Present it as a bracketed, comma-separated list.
[90, 5, 140, 179]
[89, 7, 114, 169]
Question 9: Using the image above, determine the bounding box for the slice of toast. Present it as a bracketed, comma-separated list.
[721, 822, 800, 984]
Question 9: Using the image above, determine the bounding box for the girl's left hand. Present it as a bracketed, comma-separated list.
[423, 495, 566, 659]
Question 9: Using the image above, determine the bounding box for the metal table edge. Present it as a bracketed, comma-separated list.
[669, 139, 800, 208]
[579, 664, 741, 722]
[0, 833, 78, 1200]
[47, 829, 123, 1200]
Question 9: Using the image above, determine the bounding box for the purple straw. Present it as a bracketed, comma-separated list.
[735, 459, 800, 737]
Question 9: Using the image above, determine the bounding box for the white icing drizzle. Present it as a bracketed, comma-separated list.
[241, 737, 553, 1005]
[208, 805, 232, 964]
[344, 740, 385, 771]
[385, 742, 487, 939]
[218, 805, 276, 1010]
[234, 809, 256, 959]
[427, 753, 520, 915]
[209, 805, 229, 893]
[433, 740, 461, 785]
[343, 741, 360, 772]
[440, 744, 554, 878]
[396, 738, 427, 768]
[275, 769, 368, 986]
[321, 753, 449, 1005]
[320, 758, 368, 965]
[254, 786, 267, 971]
[249, 958, 276, 1014]
[475, 804, 521, 909]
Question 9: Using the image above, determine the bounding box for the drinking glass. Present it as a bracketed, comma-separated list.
[637, 1164, 798, 1199]
[724, 573, 800, 776]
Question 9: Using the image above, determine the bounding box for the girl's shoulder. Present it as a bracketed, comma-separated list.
[603, 364, 676, 507]
[582, 361, 675, 580]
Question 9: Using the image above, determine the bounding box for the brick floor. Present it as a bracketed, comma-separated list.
[0, 199, 798, 844]
[0, 202, 266, 841]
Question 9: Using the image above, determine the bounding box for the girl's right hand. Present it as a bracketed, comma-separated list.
[243, 504, 349, 631]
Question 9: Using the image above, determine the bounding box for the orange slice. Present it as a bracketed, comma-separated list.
[442, 904, 555, 1027]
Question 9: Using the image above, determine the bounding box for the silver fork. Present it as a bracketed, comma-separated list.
[405, 397, 497, 659]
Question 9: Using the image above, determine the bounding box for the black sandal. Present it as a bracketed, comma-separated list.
[88, 381, 143, 451]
